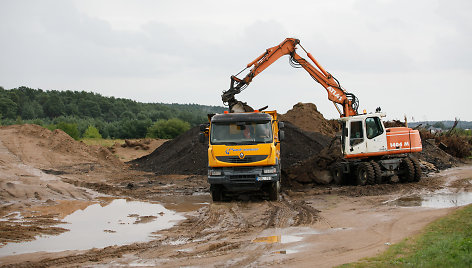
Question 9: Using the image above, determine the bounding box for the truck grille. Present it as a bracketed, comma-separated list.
[230, 174, 256, 183]
[216, 155, 268, 164]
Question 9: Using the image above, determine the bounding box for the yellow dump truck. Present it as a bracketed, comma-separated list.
[200, 110, 284, 201]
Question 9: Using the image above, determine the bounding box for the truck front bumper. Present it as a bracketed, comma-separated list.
[208, 166, 280, 192]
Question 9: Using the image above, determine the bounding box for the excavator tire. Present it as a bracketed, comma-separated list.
[268, 181, 280, 201]
[356, 162, 375, 186]
[399, 158, 415, 183]
[410, 157, 422, 182]
[330, 162, 345, 185]
[370, 161, 382, 184]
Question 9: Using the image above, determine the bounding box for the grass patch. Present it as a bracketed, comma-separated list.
[341, 204, 472, 267]
[80, 138, 125, 147]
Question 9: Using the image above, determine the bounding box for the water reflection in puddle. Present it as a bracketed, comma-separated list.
[252, 228, 326, 255]
[390, 192, 472, 208]
[252, 235, 303, 244]
[0, 199, 185, 256]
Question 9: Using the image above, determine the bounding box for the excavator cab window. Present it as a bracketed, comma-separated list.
[350, 121, 364, 146]
[365, 117, 383, 139]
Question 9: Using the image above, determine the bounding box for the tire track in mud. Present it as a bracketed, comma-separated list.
[3, 199, 320, 267]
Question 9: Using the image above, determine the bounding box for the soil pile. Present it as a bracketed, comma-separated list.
[283, 138, 343, 185]
[130, 126, 207, 175]
[281, 122, 332, 168]
[279, 102, 337, 136]
[131, 122, 332, 176]
[1, 124, 122, 169]
[417, 139, 459, 170]
[131, 102, 461, 182]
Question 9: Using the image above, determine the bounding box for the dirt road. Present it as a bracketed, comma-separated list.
[1, 125, 471, 267]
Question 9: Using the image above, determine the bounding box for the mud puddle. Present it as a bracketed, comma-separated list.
[387, 191, 472, 208]
[0, 199, 185, 256]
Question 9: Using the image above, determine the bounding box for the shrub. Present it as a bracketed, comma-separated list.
[147, 118, 190, 139]
[83, 126, 102, 139]
[55, 122, 80, 140]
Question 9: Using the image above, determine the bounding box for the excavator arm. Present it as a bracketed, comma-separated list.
[222, 38, 358, 117]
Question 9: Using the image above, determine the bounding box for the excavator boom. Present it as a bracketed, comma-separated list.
[222, 38, 358, 117]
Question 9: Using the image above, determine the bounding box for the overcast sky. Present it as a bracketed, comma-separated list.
[0, 0, 470, 121]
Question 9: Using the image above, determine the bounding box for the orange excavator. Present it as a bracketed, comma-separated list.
[221, 38, 423, 185]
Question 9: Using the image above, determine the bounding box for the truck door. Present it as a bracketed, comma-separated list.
[348, 120, 366, 155]
[365, 116, 387, 153]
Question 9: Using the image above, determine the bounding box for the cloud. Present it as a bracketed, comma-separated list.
[0, 0, 470, 120]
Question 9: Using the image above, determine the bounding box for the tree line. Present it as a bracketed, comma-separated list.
[0, 86, 226, 139]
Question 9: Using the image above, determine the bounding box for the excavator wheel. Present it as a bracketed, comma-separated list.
[399, 158, 415, 183]
[410, 157, 422, 182]
[370, 161, 382, 184]
[330, 162, 345, 185]
[356, 162, 375, 186]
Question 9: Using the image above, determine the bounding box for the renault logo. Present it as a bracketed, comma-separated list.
[239, 152, 245, 159]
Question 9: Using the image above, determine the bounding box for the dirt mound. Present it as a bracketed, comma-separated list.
[283, 138, 343, 185]
[417, 139, 459, 170]
[0, 124, 122, 169]
[130, 126, 208, 175]
[279, 102, 337, 136]
[281, 122, 332, 168]
[131, 122, 333, 176]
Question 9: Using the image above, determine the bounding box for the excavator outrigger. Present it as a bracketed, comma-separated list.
[221, 38, 423, 186]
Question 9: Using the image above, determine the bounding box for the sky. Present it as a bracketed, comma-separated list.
[0, 0, 471, 121]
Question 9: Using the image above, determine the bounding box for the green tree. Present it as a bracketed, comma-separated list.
[44, 95, 65, 117]
[433, 121, 446, 129]
[0, 98, 18, 119]
[56, 122, 80, 140]
[83, 125, 102, 139]
[147, 118, 190, 139]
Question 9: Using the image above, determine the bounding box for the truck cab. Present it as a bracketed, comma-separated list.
[203, 110, 284, 201]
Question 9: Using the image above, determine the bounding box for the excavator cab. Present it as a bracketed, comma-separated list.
[340, 112, 421, 159]
[340, 113, 388, 158]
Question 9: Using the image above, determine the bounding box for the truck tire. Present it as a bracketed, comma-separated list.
[356, 162, 374, 186]
[330, 162, 345, 185]
[410, 157, 422, 182]
[268, 181, 280, 201]
[370, 161, 382, 184]
[399, 158, 415, 183]
[210, 185, 223, 202]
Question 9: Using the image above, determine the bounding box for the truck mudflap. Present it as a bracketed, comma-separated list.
[208, 165, 280, 192]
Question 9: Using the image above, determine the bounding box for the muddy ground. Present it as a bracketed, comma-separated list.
[1, 124, 472, 267]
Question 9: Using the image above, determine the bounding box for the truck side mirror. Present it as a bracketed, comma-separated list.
[279, 130, 285, 141]
[278, 121, 285, 129]
[199, 132, 205, 143]
[200, 124, 207, 131]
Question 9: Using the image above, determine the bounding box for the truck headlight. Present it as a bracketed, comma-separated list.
[263, 167, 277, 174]
[208, 169, 222, 176]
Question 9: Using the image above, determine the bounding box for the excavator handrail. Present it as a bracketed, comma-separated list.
[222, 38, 358, 117]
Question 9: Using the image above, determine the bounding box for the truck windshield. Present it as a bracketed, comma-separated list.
[210, 121, 273, 145]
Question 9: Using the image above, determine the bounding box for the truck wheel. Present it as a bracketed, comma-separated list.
[399, 158, 415, 183]
[370, 161, 382, 184]
[356, 162, 374, 186]
[211, 185, 223, 202]
[410, 157, 422, 182]
[330, 163, 345, 185]
[268, 181, 280, 201]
